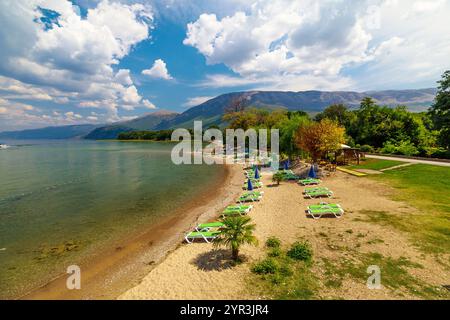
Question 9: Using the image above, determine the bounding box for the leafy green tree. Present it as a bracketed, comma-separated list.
[429, 70, 450, 149]
[315, 104, 355, 127]
[272, 172, 285, 185]
[278, 114, 310, 156]
[213, 216, 258, 261]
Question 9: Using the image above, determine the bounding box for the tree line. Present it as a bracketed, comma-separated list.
[223, 70, 450, 159]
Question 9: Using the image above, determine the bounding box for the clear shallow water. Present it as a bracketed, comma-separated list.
[0, 140, 225, 298]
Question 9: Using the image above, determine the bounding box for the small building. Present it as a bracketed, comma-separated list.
[337, 144, 364, 165]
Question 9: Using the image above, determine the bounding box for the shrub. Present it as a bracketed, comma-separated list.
[251, 258, 278, 275]
[265, 236, 281, 248]
[267, 247, 282, 258]
[287, 241, 313, 262]
[381, 140, 419, 156]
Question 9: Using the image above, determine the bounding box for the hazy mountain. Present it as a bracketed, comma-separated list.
[0, 124, 99, 140]
[0, 89, 436, 140]
[84, 110, 178, 139]
[156, 88, 437, 129]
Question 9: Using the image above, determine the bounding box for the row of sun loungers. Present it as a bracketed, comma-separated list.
[186, 176, 266, 243]
[186, 166, 345, 243]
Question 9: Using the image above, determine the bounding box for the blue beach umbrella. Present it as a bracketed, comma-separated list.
[254, 167, 260, 179]
[247, 179, 254, 191]
[283, 161, 289, 170]
[308, 165, 317, 179]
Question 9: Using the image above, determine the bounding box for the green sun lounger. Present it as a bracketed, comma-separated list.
[222, 205, 253, 217]
[303, 186, 329, 194]
[243, 182, 263, 190]
[238, 192, 264, 203]
[298, 178, 322, 186]
[195, 222, 225, 232]
[304, 189, 333, 199]
[185, 231, 221, 243]
[306, 203, 344, 219]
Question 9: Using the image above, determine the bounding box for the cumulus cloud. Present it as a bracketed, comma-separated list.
[0, 0, 157, 128]
[142, 59, 173, 80]
[184, 0, 450, 91]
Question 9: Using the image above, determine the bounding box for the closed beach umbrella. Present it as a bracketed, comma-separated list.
[254, 167, 260, 179]
[284, 161, 289, 170]
[308, 165, 317, 179]
[247, 179, 254, 191]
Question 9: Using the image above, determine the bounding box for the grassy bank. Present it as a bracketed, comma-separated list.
[366, 164, 450, 258]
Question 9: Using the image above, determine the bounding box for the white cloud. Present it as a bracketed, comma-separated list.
[184, 0, 450, 91]
[142, 59, 173, 80]
[182, 96, 215, 107]
[143, 99, 157, 109]
[0, 0, 154, 127]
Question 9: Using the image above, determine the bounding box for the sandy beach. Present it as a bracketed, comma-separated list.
[120, 168, 449, 300]
[21, 164, 244, 300]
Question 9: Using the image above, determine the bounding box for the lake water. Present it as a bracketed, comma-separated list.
[0, 140, 226, 298]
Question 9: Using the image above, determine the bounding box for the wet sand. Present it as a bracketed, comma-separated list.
[21, 164, 244, 300]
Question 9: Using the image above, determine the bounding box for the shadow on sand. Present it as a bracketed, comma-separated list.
[192, 249, 247, 271]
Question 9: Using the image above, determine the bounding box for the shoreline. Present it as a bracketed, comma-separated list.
[20, 164, 243, 300]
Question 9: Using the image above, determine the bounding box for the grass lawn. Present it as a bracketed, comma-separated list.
[367, 164, 450, 257]
[348, 158, 404, 171]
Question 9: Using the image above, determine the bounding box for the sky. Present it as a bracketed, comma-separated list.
[0, 0, 449, 131]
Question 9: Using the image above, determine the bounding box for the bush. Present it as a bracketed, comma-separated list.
[381, 140, 419, 156]
[268, 247, 282, 257]
[360, 144, 374, 153]
[265, 236, 281, 248]
[251, 258, 278, 275]
[287, 241, 313, 262]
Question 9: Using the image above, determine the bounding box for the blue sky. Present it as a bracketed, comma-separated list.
[0, 0, 449, 131]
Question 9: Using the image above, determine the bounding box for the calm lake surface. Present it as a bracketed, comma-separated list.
[0, 140, 226, 298]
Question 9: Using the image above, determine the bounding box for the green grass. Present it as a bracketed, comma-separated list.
[321, 252, 448, 299]
[250, 238, 319, 300]
[365, 164, 450, 256]
[348, 158, 404, 171]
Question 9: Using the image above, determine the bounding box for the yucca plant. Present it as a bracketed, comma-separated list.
[213, 216, 258, 261]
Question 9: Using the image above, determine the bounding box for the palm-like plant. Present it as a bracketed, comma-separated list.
[213, 216, 258, 261]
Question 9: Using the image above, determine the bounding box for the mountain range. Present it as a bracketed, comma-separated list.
[0, 88, 437, 140]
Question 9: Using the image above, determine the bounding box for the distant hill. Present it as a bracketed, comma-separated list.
[0, 124, 99, 140]
[1, 89, 436, 140]
[84, 110, 178, 140]
[155, 88, 437, 129]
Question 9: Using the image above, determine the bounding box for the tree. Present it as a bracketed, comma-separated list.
[296, 119, 346, 162]
[213, 216, 258, 261]
[429, 70, 450, 149]
[272, 172, 284, 185]
[278, 114, 310, 156]
[315, 104, 354, 127]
